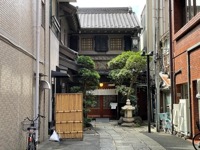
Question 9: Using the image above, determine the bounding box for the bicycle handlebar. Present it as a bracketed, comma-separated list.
[24, 114, 45, 122]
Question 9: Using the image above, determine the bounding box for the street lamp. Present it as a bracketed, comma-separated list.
[141, 50, 153, 133]
[132, 36, 139, 50]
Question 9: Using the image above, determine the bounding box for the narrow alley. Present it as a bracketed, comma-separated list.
[38, 119, 194, 150]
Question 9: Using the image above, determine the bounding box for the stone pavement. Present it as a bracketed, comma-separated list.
[38, 120, 194, 150]
[93, 120, 165, 150]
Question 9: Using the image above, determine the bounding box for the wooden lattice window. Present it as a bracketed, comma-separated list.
[110, 38, 122, 50]
[81, 38, 93, 50]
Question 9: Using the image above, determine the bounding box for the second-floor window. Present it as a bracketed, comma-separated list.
[185, 0, 200, 23]
[79, 35, 131, 51]
[110, 38, 122, 50]
[81, 38, 93, 51]
[95, 35, 108, 52]
[175, 0, 200, 32]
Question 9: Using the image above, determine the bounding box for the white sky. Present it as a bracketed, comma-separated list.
[71, 0, 146, 19]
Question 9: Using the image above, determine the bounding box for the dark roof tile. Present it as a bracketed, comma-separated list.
[77, 7, 140, 29]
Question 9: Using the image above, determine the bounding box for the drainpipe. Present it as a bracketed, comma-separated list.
[35, 0, 41, 142]
[49, 0, 52, 131]
[187, 51, 192, 138]
[172, 69, 182, 134]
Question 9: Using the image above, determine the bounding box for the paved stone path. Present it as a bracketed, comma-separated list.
[38, 120, 193, 150]
[93, 121, 165, 150]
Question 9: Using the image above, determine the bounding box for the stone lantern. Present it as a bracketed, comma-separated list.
[121, 99, 135, 126]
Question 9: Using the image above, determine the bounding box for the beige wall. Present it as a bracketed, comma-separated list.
[50, 31, 60, 71]
[0, 0, 50, 149]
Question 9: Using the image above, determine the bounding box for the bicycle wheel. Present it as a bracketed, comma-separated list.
[193, 133, 200, 150]
[27, 141, 36, 150]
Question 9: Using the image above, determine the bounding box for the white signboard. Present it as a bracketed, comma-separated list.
[88, 89, 118, 95]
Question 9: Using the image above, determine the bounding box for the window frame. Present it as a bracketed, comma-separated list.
[80, 37, 94, 51]
[185, 0, 200, 23]
[110, 38, 123, 51]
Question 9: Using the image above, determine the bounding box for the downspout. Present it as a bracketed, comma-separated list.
[169, 0, 174, 135]
[49, 0, 52, 131]
[172, 69, 182, 134]
[187, 51, 192, 138]
[35, 0, 41, 142]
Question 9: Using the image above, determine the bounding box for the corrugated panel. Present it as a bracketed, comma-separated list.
[77, 7, 140, 29]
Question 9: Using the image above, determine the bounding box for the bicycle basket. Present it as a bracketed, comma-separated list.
[21, 120, 39, 131]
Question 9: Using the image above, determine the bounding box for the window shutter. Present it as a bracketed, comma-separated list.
[95, 36, 108, 52]
[70, 35, 79, 51]
[124, 36, 132, 51]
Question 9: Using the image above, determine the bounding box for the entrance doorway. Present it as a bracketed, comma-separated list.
[88, 95, 117, 118]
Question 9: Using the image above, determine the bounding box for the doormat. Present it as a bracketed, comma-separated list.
[95, 118, 109, 123]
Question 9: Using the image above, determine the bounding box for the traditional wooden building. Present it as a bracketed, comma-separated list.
[69, 7, 142, 119]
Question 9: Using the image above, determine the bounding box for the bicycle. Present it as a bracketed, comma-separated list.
[22, 114, 45, 150]
[192, 122, 200, 150]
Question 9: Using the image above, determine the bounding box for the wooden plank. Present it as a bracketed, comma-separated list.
[55, 93, 83, 139]
[56, 121, 83, 123]
[56, 110, 82, 113]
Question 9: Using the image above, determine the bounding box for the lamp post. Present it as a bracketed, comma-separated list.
[141, 50, 153, 133]
[132, 36, 139, 51]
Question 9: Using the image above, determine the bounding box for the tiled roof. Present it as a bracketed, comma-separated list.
[77, 7, 140, 29]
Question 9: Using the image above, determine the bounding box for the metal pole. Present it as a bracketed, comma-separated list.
[147, 55, 151, 133]
[169, 0, 174, 134]
[35, 0, 41, 142]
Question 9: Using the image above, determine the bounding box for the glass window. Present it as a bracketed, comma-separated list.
[110, 38, 122, 50]
[191, 0, 194, 18]
[181, 84, 188, 99]
[41, 2, 45, 28]
[196, 0, 200, 13]
[186, 0, 190, 22]
[185, 0, 200, 23]
[81, 38, 93, 51]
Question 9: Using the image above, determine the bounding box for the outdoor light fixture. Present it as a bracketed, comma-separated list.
[132, 37, 139, 50]
[99, 83, 104, 87]
[141, 50, 153, 133]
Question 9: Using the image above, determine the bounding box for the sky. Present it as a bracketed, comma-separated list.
[71, 0, 146, 19]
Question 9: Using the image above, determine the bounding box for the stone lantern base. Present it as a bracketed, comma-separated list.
[120, 99, 135, 127]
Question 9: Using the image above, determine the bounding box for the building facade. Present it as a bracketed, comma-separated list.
[141, 0, 171, 131]
[69, 7, 142, 119]
[172, 0, 200, 138]
[49, 0, 80, 132]
[0, 0, 79, 149]
[0, 0, 50, 149]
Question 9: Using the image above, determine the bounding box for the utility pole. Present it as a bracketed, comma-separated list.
[155, 0, 161, 132]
